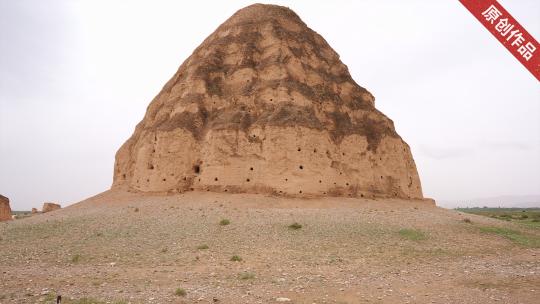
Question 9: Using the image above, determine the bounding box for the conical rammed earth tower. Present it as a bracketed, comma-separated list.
[112, 4, 424, 199]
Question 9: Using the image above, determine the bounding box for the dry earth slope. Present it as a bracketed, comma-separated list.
[0, 190, 539, 303]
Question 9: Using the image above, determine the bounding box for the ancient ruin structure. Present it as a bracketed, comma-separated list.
[0, 195, 12, 221]
[42, 202, 61, 213]
[112, 4, 424, 199]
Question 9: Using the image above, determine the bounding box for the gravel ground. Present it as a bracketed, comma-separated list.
[1, 190, 539, 304]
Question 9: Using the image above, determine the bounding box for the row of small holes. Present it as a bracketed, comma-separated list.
[178, 185, 365, 197]
[298, 148, 321, 153]
[295, 148, 349, 156]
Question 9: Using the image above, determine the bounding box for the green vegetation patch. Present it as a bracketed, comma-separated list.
[10, 211, 32, 219]
[219, 219, 230, 226]
[238, 272, 255, 280]
[44, 293, 56, 302]
[398, 228, 427, 241]
[478, 226, 540, 248]
[174, 288, 187, 297]
[288, 222, 302, 230]
[457, 208, 540, 229]
[70, 254, 81, 263]
[230, 255, 242, 262]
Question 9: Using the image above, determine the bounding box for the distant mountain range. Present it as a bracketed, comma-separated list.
[438, 195, 540, 208]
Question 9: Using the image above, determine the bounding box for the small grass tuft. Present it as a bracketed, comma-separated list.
[398, 228, 427, 241]
[134, 208, 139, 212]
[197, 244, 209, 250]
[238, 272, 255, 280]
[44, 293, 56, 301]
[219, 219, 230, 226]
[71, 254, 81, 263]
[174, 288, 187, 297]
[230, 255, 242, 262]
[288, 222, 302, 230]
[463, 218, 472, 224]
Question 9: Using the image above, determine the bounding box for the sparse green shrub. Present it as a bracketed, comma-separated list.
[174, 288, 187, 297]
[197, 244, 209, 250]
[398, 228, 427, 241]
[478, 226, 540, 247]
[238, 272, 255, 280]
[230, 255, 242, 262]
[288, 222, 302, 230]
[463, 218, 472, 223]
[160, 247, 168, 253]
[219, 219, 230, 226]
[456, 208, 540, 227]
[71, 254, 81, 263]
[44, 293, 56, 301]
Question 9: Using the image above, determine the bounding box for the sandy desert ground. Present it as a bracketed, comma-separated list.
[1, 190, 539, 304]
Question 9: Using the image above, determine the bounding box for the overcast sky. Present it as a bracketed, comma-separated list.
[1, 0, 539, 210]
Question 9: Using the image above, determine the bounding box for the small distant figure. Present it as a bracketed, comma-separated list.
[56, 295, 61, 303]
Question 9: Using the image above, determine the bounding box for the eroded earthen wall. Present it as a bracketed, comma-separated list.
[112, 4, 424, 199]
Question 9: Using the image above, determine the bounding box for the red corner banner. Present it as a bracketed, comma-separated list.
[459, 0, 539, 82]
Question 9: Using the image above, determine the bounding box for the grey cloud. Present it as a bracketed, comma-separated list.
[418, 145, 474, 160]
[480, 140, 533, 151]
